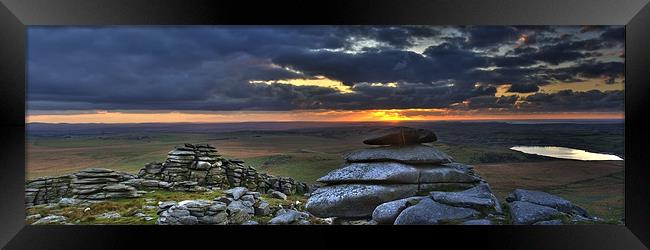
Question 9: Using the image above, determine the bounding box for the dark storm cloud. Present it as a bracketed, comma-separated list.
[27, 26, 624, 113]
[521, 90, 624, 111]
[507, 83, 540, 93]
[464, 26, 519, 48]
[465, 95, 518, 109]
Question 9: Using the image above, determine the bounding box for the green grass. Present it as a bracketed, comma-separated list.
[26, 189, 309, 225]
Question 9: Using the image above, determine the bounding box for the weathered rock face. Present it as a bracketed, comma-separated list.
[306, 127, 485, 219]
[363, 127, 437, 145]
[506, 189, 594, 225]
[25, 175, 73, 206]
[70, 168, 141, 200]
[26, 168, 140, 206]
[305, 184, 418, 218]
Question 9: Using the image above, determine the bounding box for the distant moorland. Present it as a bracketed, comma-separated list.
[26, 120, 624, 222]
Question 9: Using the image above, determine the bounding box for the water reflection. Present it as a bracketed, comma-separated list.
[510, 146, 623, 161]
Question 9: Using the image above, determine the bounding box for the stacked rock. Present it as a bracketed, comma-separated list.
[70, 168, 141, 200]
[156, 187, 269, 225]
[157, 143, 229, 186]
[138, 143, 310, 195]
[25, 175, 73, 206]
[306, 127, 484, 218]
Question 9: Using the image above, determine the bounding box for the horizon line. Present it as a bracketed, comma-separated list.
[26, 117, 625, 125]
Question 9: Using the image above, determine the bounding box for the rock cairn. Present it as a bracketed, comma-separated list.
[305, 127, 485, 218]
[139, 144, 228, 186]
[138, 143, 310, 195]
[156, 187, 269, 225]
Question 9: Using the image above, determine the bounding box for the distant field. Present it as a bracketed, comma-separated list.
[26, 121, 625, 222]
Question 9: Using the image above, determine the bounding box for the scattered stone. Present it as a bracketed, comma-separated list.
[33, 215, 67, 225]
[335, 218, 378, 225]
[58, 197, 81, 206]
[270, 191, 287, 200]
[26, 214, 42, 221]
[268, 209, 310, 225]
[97, 212, 122, 219]
[242, 220, 259, 225]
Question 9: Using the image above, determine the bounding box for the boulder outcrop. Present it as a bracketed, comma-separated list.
[306, 127, 485, 218]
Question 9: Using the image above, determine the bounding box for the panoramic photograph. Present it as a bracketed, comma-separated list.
[25, 25, 624, 225]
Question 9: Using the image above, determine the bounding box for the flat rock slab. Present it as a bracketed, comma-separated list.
[509, 201, 561, 225]
[430, 183, 501, 213]
[305, 184, 418, 218]
[363, 127, 437, 145]
[317, 162, 479, 184]
[394, 198, 478, 225]
[317, 162, 419, 184]
[509, 189, 573, 214]
[344, 145, 453, 164]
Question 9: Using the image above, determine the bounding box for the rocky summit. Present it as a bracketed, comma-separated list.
[25, 143, 310, 207]
[137, 143, 311, 195]
[306, 127, 485, 218]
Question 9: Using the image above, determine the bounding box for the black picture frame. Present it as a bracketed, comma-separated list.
[1, 0, 649, 248]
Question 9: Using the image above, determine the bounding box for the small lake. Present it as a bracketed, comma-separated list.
[510, 146, 623, 161]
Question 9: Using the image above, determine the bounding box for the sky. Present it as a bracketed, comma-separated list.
[26, 26, 625, 123]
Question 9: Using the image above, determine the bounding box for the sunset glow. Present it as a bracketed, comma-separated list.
[26, 109, 624, 124]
